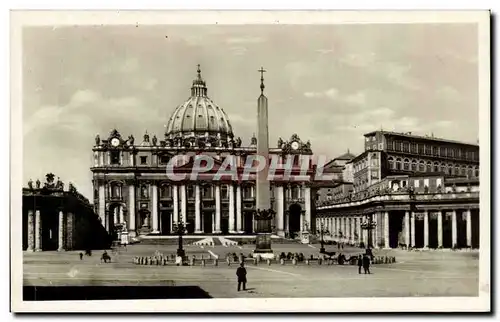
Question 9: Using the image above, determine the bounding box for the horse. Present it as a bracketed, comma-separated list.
[101, 252, 111, 263]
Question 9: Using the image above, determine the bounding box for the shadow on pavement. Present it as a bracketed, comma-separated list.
[23, 286, 213, 301]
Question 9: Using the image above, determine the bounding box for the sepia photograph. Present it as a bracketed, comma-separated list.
[10, 10, 491, 312]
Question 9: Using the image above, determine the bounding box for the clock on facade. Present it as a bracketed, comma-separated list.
[111, 137, 120, 147]
[291, 141, 300, 150]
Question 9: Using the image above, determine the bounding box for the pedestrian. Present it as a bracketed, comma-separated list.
[357, 255, 363, 274]
[363, 254, 371, 274]
[236, 262, 247, 291]
[79, 252, 83, 260]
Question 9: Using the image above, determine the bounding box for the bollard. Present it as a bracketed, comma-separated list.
[280, 258, 285, 265]
[318, 258, 323, 265]
[190, 257, 195, 266]
[214, 258, 218, 266]
[267, 259, 271, 266]
[227, 258, 231, 266]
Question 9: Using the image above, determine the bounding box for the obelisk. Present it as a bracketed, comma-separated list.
[253, 67, 274, 258]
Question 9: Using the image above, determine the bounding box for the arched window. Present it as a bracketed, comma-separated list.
[461, 166, 466, 176]
[411, 160, 417, 171]
[440, 163, 446, 173]
[433, 162, 439, 172]
[448, 164, 453, 175]
[419, 161, 425, 172]
[475, 167, 479, 177]
[403, 159, 410, 171]
[388, 157, 394, 169]
[395, 158, 402, 170]
[426, 161, 432, 172]
[467, 167, 473, 178]
[110, 183, 121, 198]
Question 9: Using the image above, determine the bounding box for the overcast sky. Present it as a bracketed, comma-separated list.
[22, 24, 479, 198]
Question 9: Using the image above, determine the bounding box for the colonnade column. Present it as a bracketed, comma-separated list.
[214, 185, 221, 234]
[128, 185, 136, 235]
[466, 209, 472, 247]
[58, 210, 65, 251]
[357, 217, 363, 244]
[151, 184, 159, 233]
[423, 211, 429, 248]
[27, 210, 35, 251]
[98, 184, 105, 227]
[404, 211, 410, 247]
[195, 185, 202, 233]
[236, 185, 242, 233]
[34, 209, 42, 252]
[437, 211, 443, 247]
[410, 212, 416, 247]
[350, 217, 355, 244]
[276, 186, 284, 236]
[228, 184, 236, 233]
[180, 184, 187, 226]
[172, 185, 179, 232]
[384, 211, 390, 248]
[304, 186, 311, 231]
[451, 210, 457, 248]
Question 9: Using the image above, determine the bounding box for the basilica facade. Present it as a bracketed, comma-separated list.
[91, 66, 317, 238]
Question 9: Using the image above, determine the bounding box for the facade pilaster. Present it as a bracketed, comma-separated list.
[451, 210, 457, 248]
[423, 211, 429, 248]
[151, 184, 159, 233]
[437, 211, 443, 247]
[236, 185, 242, 233]
[173, 185, 179, 230]
[195, 185, 202, 233]
[58, 210, 65, 251]
[128, 185, 136, 236]
[466, 209, 472, 247]
[35, 210, 42, 251]
[404, 211, 410, 247]
[384, 211, 390, 248]
[214, 185, 221, 233]
[410, 212, 416, 247]
[228, 184, 236, 233]
[27, 210, 35, 251]
[276, 185, 285, 236]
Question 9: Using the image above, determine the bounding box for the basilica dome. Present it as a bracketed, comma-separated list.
[164, 65, 235, 148]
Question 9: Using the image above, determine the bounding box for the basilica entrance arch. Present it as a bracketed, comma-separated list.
[288, 203, 302, 238]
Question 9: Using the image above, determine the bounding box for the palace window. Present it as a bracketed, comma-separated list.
[160, 155, 170, 165]
[461, 166, 466, 176]
[242, 186, 252, 199]
[140, 185, 148, 199]
[110, 151, 120, 165]
[110, 183, 121, 198]
[425, 145, 431, 155]
[395, 158, 402, 170]
[467, 167, 473, 178]
[432, 146, 438, 156]
[433, 162, 439, 172]
[418, 144, 424, 155]
[426, 161, 432, 172]
[292, 185, 300, 199]
[411, 160, 417, 171]
[440, 163, 446, 173]
[403, 159, 410, 170]
[448, 164, 453, 175]
[455, 166, 459, 175]
[140, 156, 147, 165]
[386, 140, 394, 151]
[419, 161, 425, 172]
[475, 167, 479, 177]
[395, 141, 402, 151]
[160, 185, 171, 199]
[411, 143, 417, 154]
[388, 157, 394, 169]
[403, 142, 409, 153]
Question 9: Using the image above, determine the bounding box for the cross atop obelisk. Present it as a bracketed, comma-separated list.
[258, 67, 266, 94]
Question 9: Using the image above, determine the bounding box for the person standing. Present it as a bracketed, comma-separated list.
[357, 255, 363, 274]
[236, 262, 247, 291]
[363, 254, 371, 274]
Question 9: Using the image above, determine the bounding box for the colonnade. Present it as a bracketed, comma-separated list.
[317, 208, 477, 249]
[26, 209, 67, 252]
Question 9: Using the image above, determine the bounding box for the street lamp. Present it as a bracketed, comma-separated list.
[361, 214, 377, 249]
[318, 221, 327, 253]
[172, 220, 188, 259]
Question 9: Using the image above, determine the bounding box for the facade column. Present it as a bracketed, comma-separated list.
[195, 185, 202, 233]
[451, 210, 457, 248]
[58, 210, 65, 251]
[384, 211, 390, 248]
[300, 213, 304, 233]
[180, 184, 187, 223]
[437, 211, 443, 247]
[343, 217, 347, 242]
[214, 185, 221, 233]
[373, 213, 378, 248]
[410, 212, 416, 247]
[27, 210, 35, 251]
[98, 184, 105, 227]
[304, 186, 312, 232]
[404, 211, 410, 247]
[128, 185, 136, 236]
[113, 207, 118, 227]
[276, 186, 285, 236]
[357, 217, 363, 244]
[236, 185, 242, 233]
[35, 210, 42, 251]
[466, 209, 472, 247]
[228, 184, 236, 233]
[172, 185, 179, 232]
[151, 184, 159, 233]
[350, 217, 355, 244]
[423, 211, 429, 248]
[119, 206, 124, 224]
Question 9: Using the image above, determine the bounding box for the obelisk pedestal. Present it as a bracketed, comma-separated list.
[253, 67, 275, 260]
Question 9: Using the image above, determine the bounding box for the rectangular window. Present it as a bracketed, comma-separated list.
[386, 140, 394, 151]
[418, 144, 424, 155]
[110, 151, 120, 165]
[403, 142, 409, 153]
[160, 155, 170, 165]
[424, 179, 429, 187]
[410, 143, 417, 154]
[140, 156, 147, 165]
[414, 180, 420, 188]
[425, 145, 432, 155]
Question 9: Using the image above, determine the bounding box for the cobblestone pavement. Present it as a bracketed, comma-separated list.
[23, 244, 479, 298]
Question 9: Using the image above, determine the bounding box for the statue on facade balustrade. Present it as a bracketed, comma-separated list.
[143, 132, 150, 143]
[128, 134, 135, 145]
[152, 135, 158, 146]
[28, 179, 33, 190]
[35, 179, 41, 189]
[44, 173, 56, 188]
[277, 137, 283, 148]
[235, 137, 242, 147]
[55, 177, 64, 190]
[304, 140, 311, 151]
[95, 134, 100, 146]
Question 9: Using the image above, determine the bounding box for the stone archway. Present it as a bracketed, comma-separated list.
[288, 203, 302, 238]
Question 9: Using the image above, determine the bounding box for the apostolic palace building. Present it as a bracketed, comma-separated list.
[90, 66, 316, 239]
